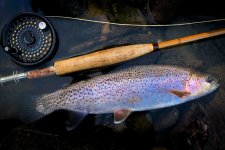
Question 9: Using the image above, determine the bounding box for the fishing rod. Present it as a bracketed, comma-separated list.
[1, 26, 225, 86]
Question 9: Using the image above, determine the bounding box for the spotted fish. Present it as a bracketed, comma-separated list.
[35, 65, 219, 128]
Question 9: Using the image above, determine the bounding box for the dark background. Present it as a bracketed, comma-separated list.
[0, 0, 225, 150]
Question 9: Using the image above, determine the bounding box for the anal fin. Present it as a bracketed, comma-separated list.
[65, 110, 87, 131]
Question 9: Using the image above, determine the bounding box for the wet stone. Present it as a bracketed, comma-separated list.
[165, 103, 211, 150]
[151, 108, 180, 132]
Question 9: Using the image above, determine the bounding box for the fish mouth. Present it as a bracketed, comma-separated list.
[205, 74, 220, 89]
[207, 76, 220, 93]
[211, 80, 220, 89]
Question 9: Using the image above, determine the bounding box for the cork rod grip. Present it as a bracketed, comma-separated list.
[54, 44, 154, 75]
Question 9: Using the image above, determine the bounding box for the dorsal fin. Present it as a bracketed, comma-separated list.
[170, 90, 190, 98]
[114, 109, 132, 124]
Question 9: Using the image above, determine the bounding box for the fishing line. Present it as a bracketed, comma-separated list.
[47, 16, 225, 27]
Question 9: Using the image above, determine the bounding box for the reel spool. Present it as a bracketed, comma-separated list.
[1, 13, 57, 66]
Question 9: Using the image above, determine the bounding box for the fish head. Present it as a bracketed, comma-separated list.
[185, 72, 219, 97]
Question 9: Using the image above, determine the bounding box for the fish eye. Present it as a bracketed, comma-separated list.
[206, 75, 214, 83]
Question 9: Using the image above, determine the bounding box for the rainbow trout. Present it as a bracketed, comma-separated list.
[35, 65, 219, 128]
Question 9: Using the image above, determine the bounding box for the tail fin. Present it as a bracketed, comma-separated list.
[20, 90, 63, 124]
[19, 95, 45, 123]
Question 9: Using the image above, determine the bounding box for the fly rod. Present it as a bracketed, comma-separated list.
[1, 27, 225, 85]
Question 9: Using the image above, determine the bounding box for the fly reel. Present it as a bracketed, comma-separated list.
[1, 13, 57, 66]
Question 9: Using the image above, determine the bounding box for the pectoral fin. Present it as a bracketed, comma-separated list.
[114, 109, 132, 124]
[170, 90, 190, 98]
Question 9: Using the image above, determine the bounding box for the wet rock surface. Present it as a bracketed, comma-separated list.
[31, 0, 225, 24]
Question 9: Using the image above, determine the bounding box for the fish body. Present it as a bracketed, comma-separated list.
[36, 65, 219, 124]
